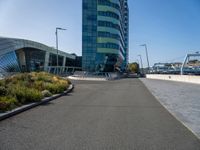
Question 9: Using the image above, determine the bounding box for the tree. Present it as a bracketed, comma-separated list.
[127, 62, 139, 73]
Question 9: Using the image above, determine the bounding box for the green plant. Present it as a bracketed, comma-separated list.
[44, 83, 58, 94]
[44, 82, 68, 94]
[36, 72, 54, 82]
[10, 85, 43, 103]
[0, 80, 5, 86]
[67, 79, 71, 85]
[23, 88, 43, 103]
[0, 97, 18, 112]
[0, 86, 7, 96]
[56, 82, 68, 93]
[0, 72, 71, 111]
[33, 81, 45, 91]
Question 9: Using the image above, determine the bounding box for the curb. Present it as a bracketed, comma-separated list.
[0, 84, 74, 121]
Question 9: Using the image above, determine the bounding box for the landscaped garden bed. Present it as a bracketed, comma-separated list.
[0, 72, 71, 112]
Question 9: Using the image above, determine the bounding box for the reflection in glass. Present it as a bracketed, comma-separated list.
[0, 51, 21, 74]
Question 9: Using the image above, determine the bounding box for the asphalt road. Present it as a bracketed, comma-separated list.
[0, 79, 200, 150]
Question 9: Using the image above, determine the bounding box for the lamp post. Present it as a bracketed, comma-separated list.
[56, 27, 66, 75]
[138, 55, 144, 74]
[140, 44, 150, 73]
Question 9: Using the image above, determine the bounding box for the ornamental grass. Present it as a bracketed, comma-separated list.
[0, 72, 71, 112]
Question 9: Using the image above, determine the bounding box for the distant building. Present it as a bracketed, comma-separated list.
[0, 37, 81, 75]
[82, 0, 129, 72]
[152, 62, 182, 74]
[188, 60, 200, 66]
[171, 62, 182, 68]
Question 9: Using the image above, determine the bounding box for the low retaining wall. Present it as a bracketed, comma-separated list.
[146, 74, 200, 84]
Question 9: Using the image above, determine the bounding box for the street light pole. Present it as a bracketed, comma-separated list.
[56, 29, 58, 74]
[138, 55, 144, 74]
[55, 27, 66, 75]
[140, 44, 150, 73]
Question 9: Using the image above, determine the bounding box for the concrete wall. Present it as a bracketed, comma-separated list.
[146, 74, 200, 84]
[44, 51, 49, 71]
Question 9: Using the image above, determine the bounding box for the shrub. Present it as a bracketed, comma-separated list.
[0, 97, 18, 112]
[44, 82, 68, 94]
[17, 73, 32, 81]
[56, 82, 68, 93]
[37, 75, 50, 82]
[41, 90, 52, 97]
[10, 85, 43, 103]
[67, 79, 71, 85]
[0, 80, 5, 86]
[23, 88, 43, 103]
[0, 72, 71, 111]
[44, 83, 59, 94]
[10, 85, 27, 104]
[15, 80, 32, 88]
[0, 86, 7, 96]
[33, 81, 45, 91]
[4, 73, 32, 85]
[52, 76, 59, 82]
[36, 72, 54, 82]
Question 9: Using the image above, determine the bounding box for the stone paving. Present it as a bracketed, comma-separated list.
[140, 78, 200, 139]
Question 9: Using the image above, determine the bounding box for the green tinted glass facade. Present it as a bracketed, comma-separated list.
[82, 0, 129, 72]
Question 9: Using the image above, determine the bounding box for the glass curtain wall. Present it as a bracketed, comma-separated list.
[82, 0, 98, 72]
[24, 48, 45, 72]
[0, 51, 21, 74]
[82, 0, 129, 72]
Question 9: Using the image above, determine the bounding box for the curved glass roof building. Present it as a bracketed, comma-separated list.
[82, 0, 129, 72]
[0, 37, 80, 76]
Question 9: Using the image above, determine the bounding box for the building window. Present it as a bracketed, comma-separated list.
[98, 11, 119, 20]
[0, 51, 20, 73]
[49, 53, 63, 66]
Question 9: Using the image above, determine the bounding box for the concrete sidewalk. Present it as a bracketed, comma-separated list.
[0, 79, 200, 150]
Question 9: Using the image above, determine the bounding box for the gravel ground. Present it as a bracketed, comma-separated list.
[140, 78, 200, 139]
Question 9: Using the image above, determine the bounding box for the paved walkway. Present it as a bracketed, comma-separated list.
[0, 79, 200, 150]
[141, 78, 200, 139]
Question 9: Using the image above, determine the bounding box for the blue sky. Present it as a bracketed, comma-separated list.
[0, 0, 200, 67]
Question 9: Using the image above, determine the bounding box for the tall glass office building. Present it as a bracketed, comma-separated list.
[82, 0, 129, 72]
